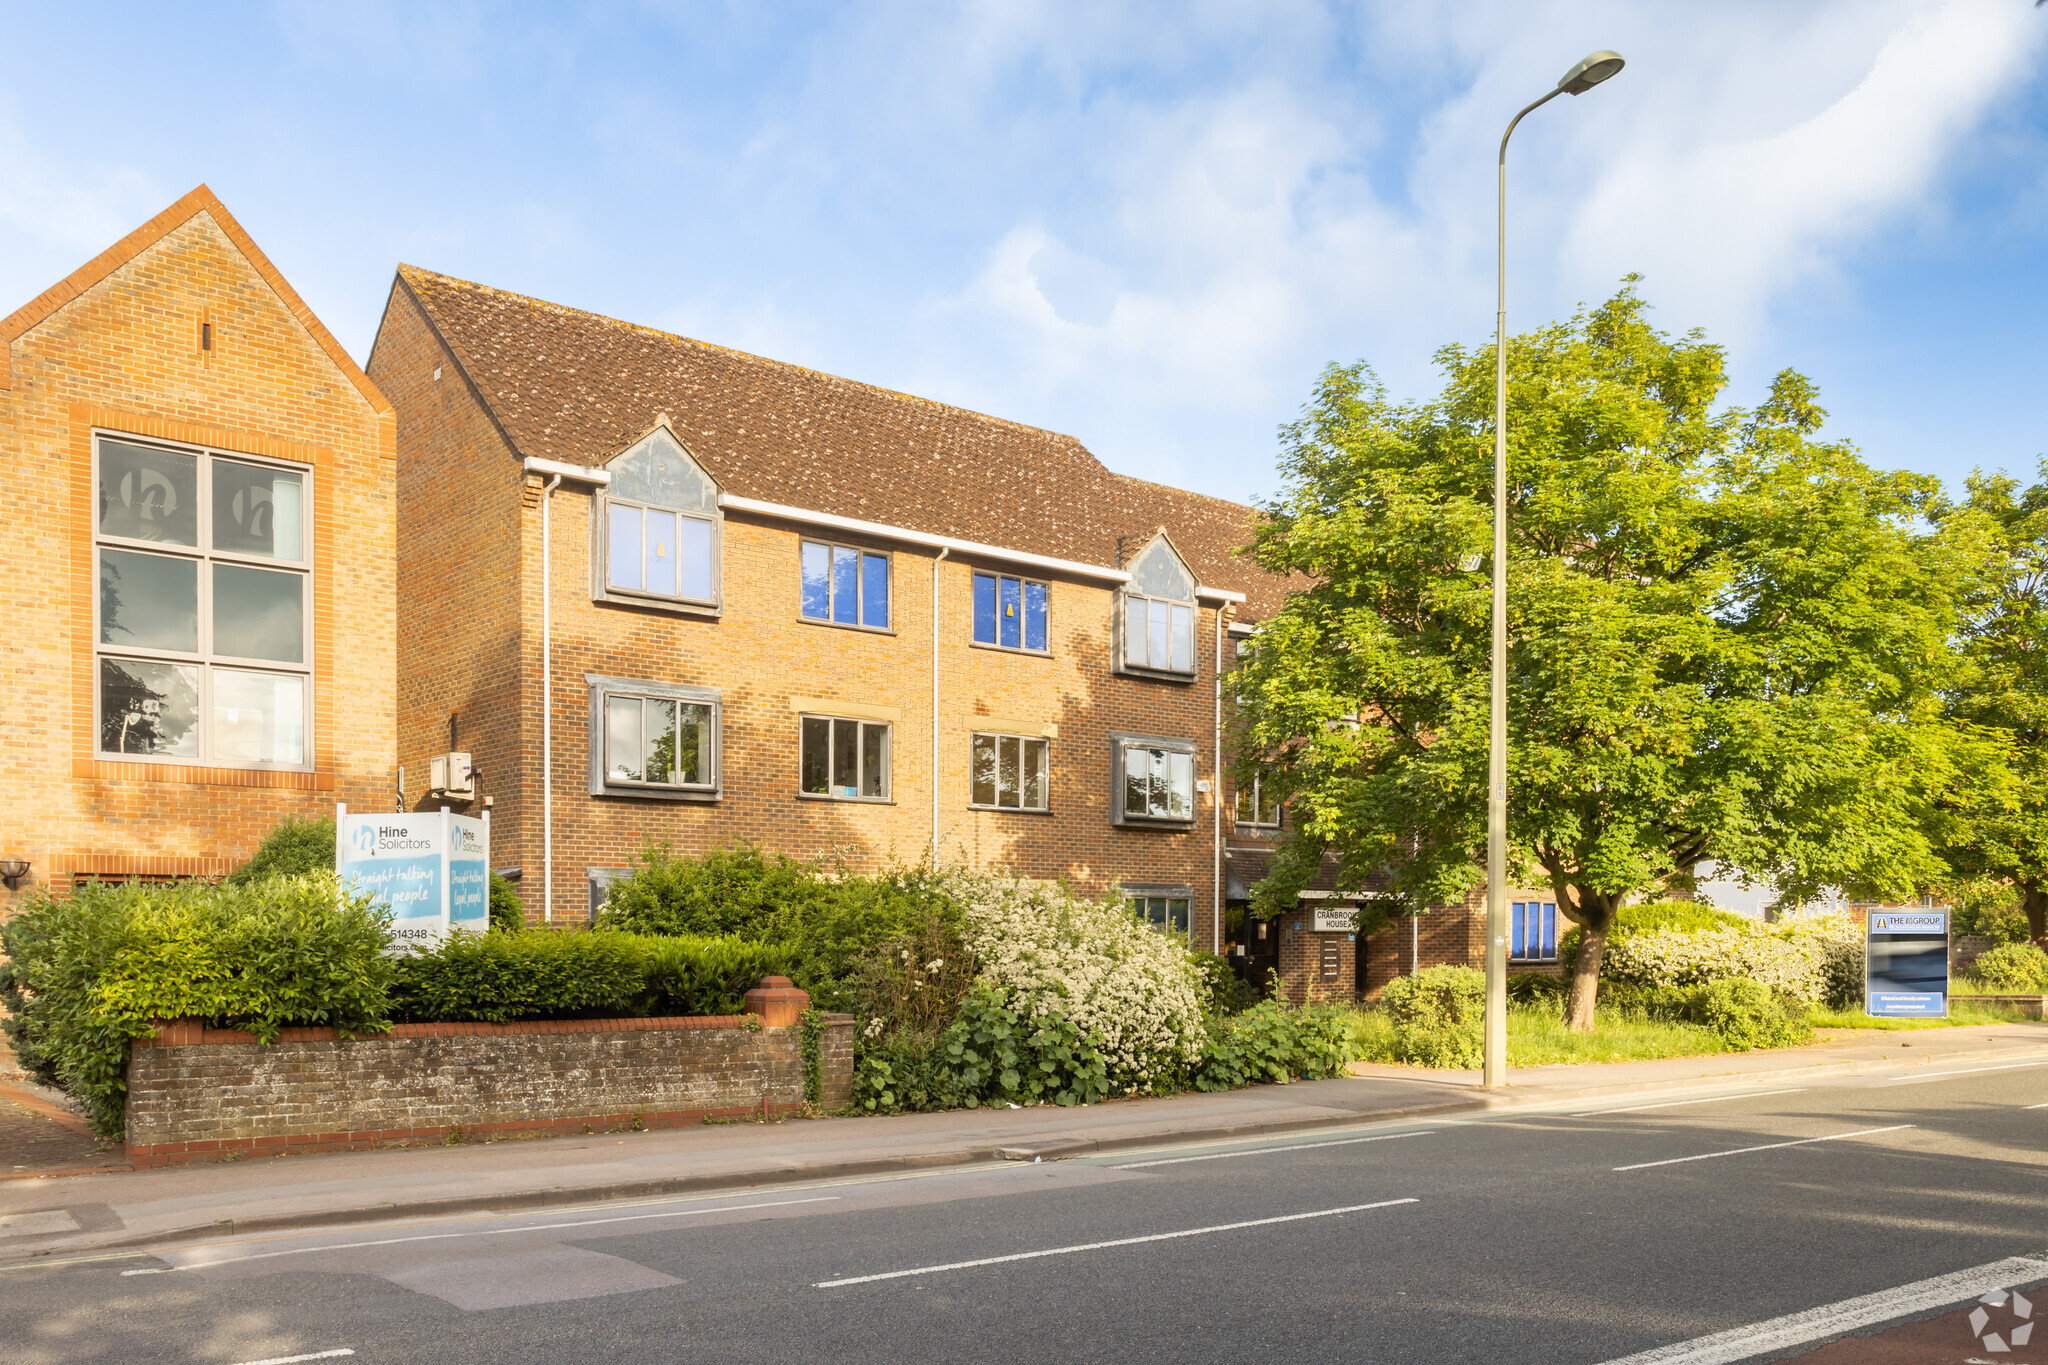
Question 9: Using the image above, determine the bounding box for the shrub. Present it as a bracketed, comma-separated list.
[1382, 965, 1485, 1068]
[1507, 971, 1567, 1006]
[1603, 914, 1862, 1007]
[1973, 942, 2048, 992]
[0, 875, 392, 1138]
[225, 816, 337, 885]
[1685, 977, 1809, 1050]
[852, 986, 1112, 1114]
[1190, 952, 1263, 1016]
[387, 929, 787, 1024]
[1193, 1001, 1354, 1090]
[1560, 900, 1748, 972]
[487, 873, 524, 933]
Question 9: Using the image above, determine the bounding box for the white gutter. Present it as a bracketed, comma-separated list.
[1196, 585, 1246, 605]
[721, 494, 1132, 585]
[523, 457, 610, 923]
[932, 546, 949, 865]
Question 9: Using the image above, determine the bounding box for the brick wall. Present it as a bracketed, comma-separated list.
[124, 1012, 854, 1165]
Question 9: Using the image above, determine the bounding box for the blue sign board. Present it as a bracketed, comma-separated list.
[1865, 910, 1948, 1019]
[336, 806, 491, 951]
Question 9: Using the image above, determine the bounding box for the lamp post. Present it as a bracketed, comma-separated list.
[1484, 49, 1625, 1090]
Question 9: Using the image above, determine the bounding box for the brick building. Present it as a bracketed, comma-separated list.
[367, 267, 1283, 953]
[0, 187, 396, 906]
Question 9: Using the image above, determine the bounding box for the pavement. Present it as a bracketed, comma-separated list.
[3, 1019, 2044, 1267]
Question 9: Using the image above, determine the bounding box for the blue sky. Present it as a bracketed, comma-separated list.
[3, 1, 2043, 508]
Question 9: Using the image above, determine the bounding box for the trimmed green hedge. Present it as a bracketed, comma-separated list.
[388, 930, 786, 1023]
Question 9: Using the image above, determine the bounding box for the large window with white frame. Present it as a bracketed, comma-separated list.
[586, 675, 720, 800]
[800, 541, 890, 629]
[596, 426, 720, 611]
[970, 732, 1050, 811]
[1119, 536, 1196, 676]
[972, 571, 1047, 652]
[800, 715, 891, 800]
[1111, 733, 1197, 827]
[93, 432, 312, 768]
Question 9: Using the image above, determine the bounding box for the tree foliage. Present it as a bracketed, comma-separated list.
[1235, 284, 1979, 1026]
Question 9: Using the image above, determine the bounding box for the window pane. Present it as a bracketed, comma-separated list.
[999, 576, 1021, 649]
[212, 459, 303, 560]
[973, 573, 997, 644]
[1024, 581, 1047, 651]
[801, 541, 831, 619]
[1543, 904, 1557, 958]
[832, 546, 859, 625]
[607, 696, 644, 782]
[1148, 599, 1170, 670]
[801, 717, 830, 793]
[1511, 903, 1526, 958]
[861, 553, 890, 629]
[1023, 738, 1047, 810]
[1170, 604, 1193, 672]
[99, 657, 199, 757]
[675, 516, 713, 601]
[98, 440, 197, 545]
[1125, 595, 1146, 667]
[644, 698, 677, 784]
[971, 734, 997, 806]
[1165, 750, 1193, 819]
[677, 703, 712, 785]
[212, 564, 304, 663]
[99, 549, 197, 653]
[998, 735, 1020, 808]
[644, 509, 678, 597]
[833, 717, 859, 795]
[861, 722, 888, 798]
[608, 504, 643, 590]
[1124, 746, 1148, 815]
[1168, 899, 1190, 934]
[211, 668, 305, 765]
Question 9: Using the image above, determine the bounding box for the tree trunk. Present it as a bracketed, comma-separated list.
[2026, 883, 2048, 949]
[1566, 920, 1607, 1032]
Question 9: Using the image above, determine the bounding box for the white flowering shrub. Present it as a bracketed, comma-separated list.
[1603, 915, 1862, 1006]
[940, 871, 1207, 1091]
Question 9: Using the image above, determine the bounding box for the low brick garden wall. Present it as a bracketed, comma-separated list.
[125, 1008, 855, 1166]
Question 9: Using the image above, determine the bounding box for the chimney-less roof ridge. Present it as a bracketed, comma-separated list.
[398, 264, 1098, 457]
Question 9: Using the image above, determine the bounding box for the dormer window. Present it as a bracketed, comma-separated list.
[1119, 534, 1196, 677]
[595, 425, 721, 613]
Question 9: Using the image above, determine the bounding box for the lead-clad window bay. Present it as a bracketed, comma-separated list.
[601, 428, 719, 607]
[1120, 536, 1196, 674]
[586, 676, 721, 800]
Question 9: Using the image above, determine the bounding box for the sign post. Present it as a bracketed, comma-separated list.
[335, 803, 490, 951]
[1865, 908, 1949, 1019]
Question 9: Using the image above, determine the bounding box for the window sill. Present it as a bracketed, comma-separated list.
[967, 803, 1054, 815]
[77, 757, 331, 790]
[968, 640, 1052, 659]
[1114, 816, 1198, 831]
[796, 792, 896, 805]
[797, 615, 896, 637]
[1510, 958, 1560, 966]
[1115, 664, 1198, 684]
[1234, 823, 1281, 837]
[592, 785, 721, 803]
[593, 588, 722, 618]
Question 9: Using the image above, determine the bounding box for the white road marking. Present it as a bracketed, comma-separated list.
[225, 1352, 354, 1365]
[814, 1197, 1418, 1288]
[2026, 1102, 2048, 1109]
[1885, 1062, 2046, 1084]
[1572, 1090, 1804, 1117]
[120, 1267, 167, 1276]
[1613, 1125, 1914, 1172]
[1591, 1250, 2048, 1364]
[168, 1194, 840, 1270]
[1114, 1130, 1432, 1168]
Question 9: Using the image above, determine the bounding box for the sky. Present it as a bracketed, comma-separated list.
[3, 1, 2044, 509]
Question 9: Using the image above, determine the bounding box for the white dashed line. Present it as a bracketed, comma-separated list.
[225, 1352, 354, 1365]
[1115, 1130, 1433, 1168]
[1572, 1090, 1804, 1117]
[1614, 1125, 1914, 1172]
[1884, 1062, 2046, 1084]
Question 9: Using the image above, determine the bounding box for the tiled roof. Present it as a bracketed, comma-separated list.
[393, 266, 1284, 617]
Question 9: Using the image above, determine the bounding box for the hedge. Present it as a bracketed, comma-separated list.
[387, 929, 787, 1023]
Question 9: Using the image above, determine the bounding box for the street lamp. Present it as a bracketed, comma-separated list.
[1483, 49, 1625, 1090]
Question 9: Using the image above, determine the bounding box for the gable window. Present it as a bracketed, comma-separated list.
[93, 432, 312, 768]
[800, 541, 890, 629]
[972, 572, 1048, 652]
[1125, 884, 1193, 938]
[586, 675, 720, 801]
[1234, 776, 1281, 830]
[971, 732, 1050, 811]
[1120, 536, 1196, 676]
[800, 715, 890, 800]
[1511, 901, 1559, 962]
[596, 426, 720, 611]
[1111, 733, 1197, 827]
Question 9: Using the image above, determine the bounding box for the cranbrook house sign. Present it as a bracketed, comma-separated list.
[335, 803, 490, 950]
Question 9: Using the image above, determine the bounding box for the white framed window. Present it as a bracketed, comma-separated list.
[93, 431, 313, 769]
[585, 675, 720, 801]
[800, 715, 891, 801]
[1111, 732, 1197, 827]
[594, 426, 721, 612]
[972, 571, 1048, 652]
[971, 732, 1050, 811]
[800, 540, 891, 630]
[1234, 775, 1282, 829]
[1124, 884, 1194, 938]
[1119, 535, 1196, 676]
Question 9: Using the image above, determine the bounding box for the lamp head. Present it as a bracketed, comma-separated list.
[0, 857, 30, 890]
[1558, 50, 1625, 95]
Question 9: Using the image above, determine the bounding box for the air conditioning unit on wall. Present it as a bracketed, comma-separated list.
[429, 751, 474, 801]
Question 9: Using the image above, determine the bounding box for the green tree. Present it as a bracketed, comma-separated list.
[1235, 286, 1976, 1028]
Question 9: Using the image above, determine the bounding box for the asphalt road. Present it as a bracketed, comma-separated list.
[6, 1061, 2047, 1365]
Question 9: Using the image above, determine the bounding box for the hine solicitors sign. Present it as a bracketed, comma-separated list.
[335, 803, 489, 949]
